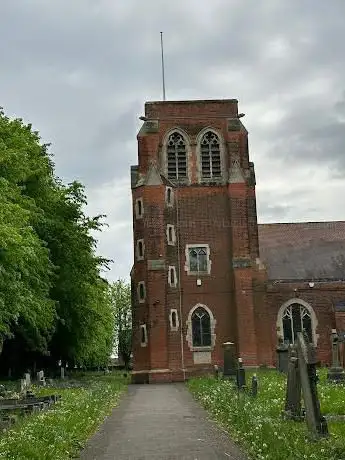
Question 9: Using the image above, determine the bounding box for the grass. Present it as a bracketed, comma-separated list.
[0, 372, 129, 460]
[187, 369, 345, 460]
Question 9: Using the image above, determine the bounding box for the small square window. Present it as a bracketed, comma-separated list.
[135, 198, 144, 219]
[137, 281, 146, 303]
[140, 324, 148, 347]
[185, 245, 211, 275]
[168, 266, 177, 287]
[136, 239, 145, 261]
[166, 224, 176, 245]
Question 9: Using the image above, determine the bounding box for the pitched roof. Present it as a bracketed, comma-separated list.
[258, 221, 345, 281]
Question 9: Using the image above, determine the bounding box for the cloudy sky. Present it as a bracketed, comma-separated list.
[1, 0, 345, 282]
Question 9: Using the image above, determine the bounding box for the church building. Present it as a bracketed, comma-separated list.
[130, 99, 345, 383]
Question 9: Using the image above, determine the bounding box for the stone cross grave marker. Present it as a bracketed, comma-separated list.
[327, 329, 345, 382]
[296, 331, 329, 440]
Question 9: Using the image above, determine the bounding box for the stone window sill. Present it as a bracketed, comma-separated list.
[191, 346, 212, 352]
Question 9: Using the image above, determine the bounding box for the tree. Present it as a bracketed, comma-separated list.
[110, 280, 132, 369]
[0, 107, 115, 373]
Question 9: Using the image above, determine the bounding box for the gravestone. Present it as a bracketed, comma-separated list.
[36, 370, 46, 387]
[236, 358, 246, 390]
[327, 329, 345, 382]
[24, 373, 31, 387]
[296, 331, 328, 439]
[251, 374, 258, 397]
[214, 364, 220, 379]
[222, 342, 237, 378]
[19, 379, 26, 394]
[284, 345, 302, 420]
[276, 337, 289, 373]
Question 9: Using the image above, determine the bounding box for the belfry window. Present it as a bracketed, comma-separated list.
[167, 132, 187, 180]
[282, 303, 312, 344]
[191, 307, 211, 347]
[200, 131, 221, 179]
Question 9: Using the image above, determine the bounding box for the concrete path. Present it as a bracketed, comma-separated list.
[80, 383, 247, 460]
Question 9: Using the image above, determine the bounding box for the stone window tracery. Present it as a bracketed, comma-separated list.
[282, 303, 312, 344]
[200, 131, 221, 179]
[191, 307, 211, 347]
[167, 132, 187, 181]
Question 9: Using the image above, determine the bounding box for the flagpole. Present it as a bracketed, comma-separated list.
[160, 32, 166, 101]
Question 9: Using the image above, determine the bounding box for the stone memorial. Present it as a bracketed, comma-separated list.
[276, 336, 289, 373]
[327, 329, 345, 382]
[236, 358, 246, 390]
[296, 331, 328, 439]
[36, 370, 46, 386]
[222, 342, 237, 379]
[251, 374, 258, 397]
[284, 345, 302, 420]
[24, 373, 31, 387]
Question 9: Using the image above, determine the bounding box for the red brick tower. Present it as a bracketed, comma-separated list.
[130, 99, 261, 383]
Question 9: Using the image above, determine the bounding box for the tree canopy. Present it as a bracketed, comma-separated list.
[0, 107, 115, 375]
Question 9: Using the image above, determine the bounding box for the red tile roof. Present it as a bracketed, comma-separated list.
[258, 221, 345, 281]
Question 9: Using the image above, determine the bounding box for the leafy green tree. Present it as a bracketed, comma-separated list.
[0, 110, 56, 362]
[0, 107, 115, 372]
[111, 280, 132, 369]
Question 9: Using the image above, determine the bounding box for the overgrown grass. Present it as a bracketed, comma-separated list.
[0, 372, 129, 460]
[187, 369, 345, 460]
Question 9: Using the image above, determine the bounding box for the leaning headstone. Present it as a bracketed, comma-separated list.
[284, 344, 302, 420]
[236, 358, 246, 390]
[296, 331, 328, 439]
[222, 342, 237, 378]
[327, 329, 345, 382]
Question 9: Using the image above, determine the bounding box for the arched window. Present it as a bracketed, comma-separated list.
[167, 132, 187, 180]
[282, 303, 313, 344]
[191, 307, 211, 347]
[200, 131, 221, 179]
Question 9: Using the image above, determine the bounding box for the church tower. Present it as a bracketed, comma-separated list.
[130, 99, 261, 383]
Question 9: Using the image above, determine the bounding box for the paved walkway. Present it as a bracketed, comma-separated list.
[80, 383, 247, 460]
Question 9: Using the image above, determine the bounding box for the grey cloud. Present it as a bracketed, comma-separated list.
[1, 0, 345, 280]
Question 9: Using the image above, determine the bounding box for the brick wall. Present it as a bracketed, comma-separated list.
[262, 281, 345, 365]
[131, 99, 345, 383]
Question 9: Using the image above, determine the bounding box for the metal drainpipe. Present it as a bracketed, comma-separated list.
[175, 184, 186, 381]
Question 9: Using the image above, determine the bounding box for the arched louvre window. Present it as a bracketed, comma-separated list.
[200, 131, 221, 179]
[192, 307, 211, 347]
[167, 132, 187, 180]
[282, 303, 312, 344]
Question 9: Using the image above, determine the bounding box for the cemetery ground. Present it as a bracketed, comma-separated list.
[188, 368, 345, 460]
[0, 372, 129, 459]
